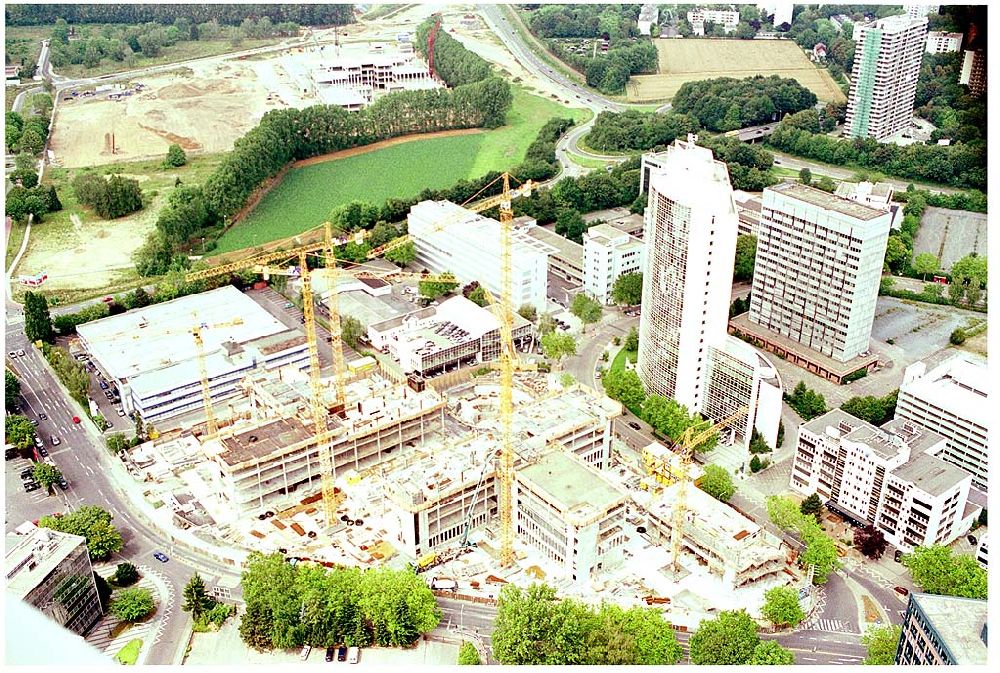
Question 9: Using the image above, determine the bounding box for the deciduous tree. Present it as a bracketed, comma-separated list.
[733, 235, 757, 282]
[5, 371, 21, 412]
[458, 642, 481, 665]
[750, 640, 796, 664]
[854, 525, 888, 560]
[110, 587, 155, 622]
[912, 252, 938, 280]
[32, 462, 62, 493]
[699, 464, 736, 502]
[39, 505, 124, 560]
[689, 609, 760, 665]
[113, 562, 140, 587]
[761, 586, 805, 628]
[601, 368, 646, 412]
[23, 291, 54, 343]
[862, 624, 901, 665]
[570, 293, 602, 332]
[384, 240, 415, 267]
[540, 332, 577, 362]
[623, 326, 638, 352]
[340, 315, 364, 349]
[418, 272, 458, 301]
[902, 545, 987, 599]
[164, 143, 187, 167]
[611, 272, 642, 305]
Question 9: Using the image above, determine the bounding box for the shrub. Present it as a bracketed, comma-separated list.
[950, 328, 967, 345]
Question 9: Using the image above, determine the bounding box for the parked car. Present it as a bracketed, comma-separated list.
[967, 535, 978, 546]
[628, 421, 642, 431]
[50, 436, 60, 446]
[300, 645, 311, 661]
[347, 647, 360, 664]
[39, 413, 47, 420]
[152, 551, 169, 563]
[24, 481, 40, 492]
[29, 418, 39, 426]
[17, 349, 25, 357]
[100, 381, 109, 390]
[117, 408, 126, 417]
[57, 476, 69, 490]
[20, 468, 35, 479]
[894, 586, 909, 597]
[7, 351, 16, 358]
[37, 446, 48, 457]
[325, 647, 335, 662]
[337, 647, 347, 662]
[72, 416, 81, 424]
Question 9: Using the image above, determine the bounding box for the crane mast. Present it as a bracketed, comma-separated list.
[497, 172, 516, 568]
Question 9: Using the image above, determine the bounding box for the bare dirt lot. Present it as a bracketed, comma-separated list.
[913, 206, 988, 272]
[628, 39, 846, 103]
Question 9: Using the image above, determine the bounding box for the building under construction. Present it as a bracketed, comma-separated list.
[380, 380, 623, 561]
[642, 481, 788, 588]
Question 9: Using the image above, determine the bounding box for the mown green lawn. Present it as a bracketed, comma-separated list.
[212, 87, 588, 255]
[114, 638, 142, 665]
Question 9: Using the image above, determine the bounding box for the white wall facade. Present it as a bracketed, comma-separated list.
[408, 200, 553, 311]
[925, 31, 962, 54]
[583, 224, 645, 305]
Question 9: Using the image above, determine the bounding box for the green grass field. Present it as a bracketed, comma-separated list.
[212, 87, 587, 255]
[114, 639, 143, 665]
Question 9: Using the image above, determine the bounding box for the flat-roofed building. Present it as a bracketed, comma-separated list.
[637, 4, 660, 36]
[516, 451, 628, 581]
[76, 286, 309, 426]
[847, 14, 928, 140]
[644, 481, 788, 587]
[408, 200, 555, 311]
[790, 410, 979, 552]
[367, 295, 533, 376]
[896, 593, 987, 664]
[896, 354, 989, 491]
[749, 182, 891, 365]
[5, 528, 102, 637]
[834, 180, 903, 230]
[687, 8, 739, 36]
[732, 190, 763, 237]
[520, 219, 584, 285]
[925, 31, 962, 54]
[958, 49, 985, 96]
[583, 222, 644, 304]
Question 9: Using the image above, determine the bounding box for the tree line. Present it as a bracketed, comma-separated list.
[586, 109, 699, 153]
[552, 39, 658, 95]
[4, 4, 353, 27]
[767, 123, 986, 190]
[766, 495, 839, 584]
[673, 75, 817, 132]
[415, 17, 491, 87]
[46, 16, 300, 70]
[238, 552, 439, 651]
[525, 4, 641, 41]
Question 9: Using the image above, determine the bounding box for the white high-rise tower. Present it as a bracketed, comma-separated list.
[638, 137, 783, 465]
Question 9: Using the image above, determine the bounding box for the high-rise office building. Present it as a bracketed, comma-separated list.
[847, 14, 928, 139]
[638, 138, 783, 461]
[749, 182, 891, 365]
[895, 593, 987, 665]
[959, 49, 986, 96]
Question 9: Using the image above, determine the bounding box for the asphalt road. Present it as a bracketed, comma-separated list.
[5, 309, 242, 664]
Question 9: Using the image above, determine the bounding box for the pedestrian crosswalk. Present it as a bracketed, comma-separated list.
[803, 618, 857, 634]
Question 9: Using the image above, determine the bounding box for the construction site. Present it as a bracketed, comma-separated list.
[95, 177, 801, 628]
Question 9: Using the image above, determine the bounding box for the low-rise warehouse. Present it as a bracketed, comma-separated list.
[77, 286, 309, 426]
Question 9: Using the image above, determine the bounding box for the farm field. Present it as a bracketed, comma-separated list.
[213, 87, 586, 255]
[628, 39, 846, 104]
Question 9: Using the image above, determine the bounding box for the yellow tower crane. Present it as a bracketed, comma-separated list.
[372, 172, 533, 568]
[669, 406, 748, 573]
[189, 317, 245, 437]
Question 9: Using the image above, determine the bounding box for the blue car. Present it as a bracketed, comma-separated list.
[153, 552, 169, 563]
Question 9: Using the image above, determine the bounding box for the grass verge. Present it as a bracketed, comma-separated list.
[567, 153, 615, 170]
[114, 638, 143, 665]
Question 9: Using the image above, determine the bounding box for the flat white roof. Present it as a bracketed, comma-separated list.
[904, 354, 989, 426]
[77, 286, 288, 381]
[409, 200, 558, 260]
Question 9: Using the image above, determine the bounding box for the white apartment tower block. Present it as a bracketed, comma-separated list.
[583, 223, 644, 305]
[905, 4, 939, 20]
[847, 14, 928, 139]
[791, 410, 979, 552]
[750, 182, 891, 363]
[896, 354, 989, 491]
[638, 138, 783, 461]
[687, 9, 740, 36]
[408, 200, 555, 311]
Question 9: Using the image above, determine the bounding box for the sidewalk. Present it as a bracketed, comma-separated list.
[85, 563, 173, 665]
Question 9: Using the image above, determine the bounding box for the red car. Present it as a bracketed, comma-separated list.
[72, 416, 81, 424]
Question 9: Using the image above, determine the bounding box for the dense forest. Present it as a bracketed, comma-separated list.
[552, 40, 657, 95]
[526, 3, 641, 40]
[587, 110, 699, 152]
[4, 4, 354, 27]
[672, 76, 818, 132]
[767, 124, 986, 190]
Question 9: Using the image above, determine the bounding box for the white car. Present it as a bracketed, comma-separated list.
[347, 647, 360, 664]
[117, 408, 126, 417]
[50, 436, 60, 446]
[17, 349, 26, 357]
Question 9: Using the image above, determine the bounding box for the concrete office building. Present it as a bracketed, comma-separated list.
[519, 218, 584, 285]
[77, 286, 309, 426]
[516, 452, 628, 582]
[925, 31, 962, 54]
[367, 295, 533, 376]
[834, 181, 903, 230]
[5, 528, 102, 637]
[790, 410, 979, 552]
[638, 138, 783, 461]
[583, 223, 644, 305]
[896, 354, 989, 491]
[732, 190, 763, 237]
[905, 4, 939, 20]
[408, 200, 555, 311]
[847, 14, 928, 139]
[895, 593, 987, 665]
[745, 182, 891, 372]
